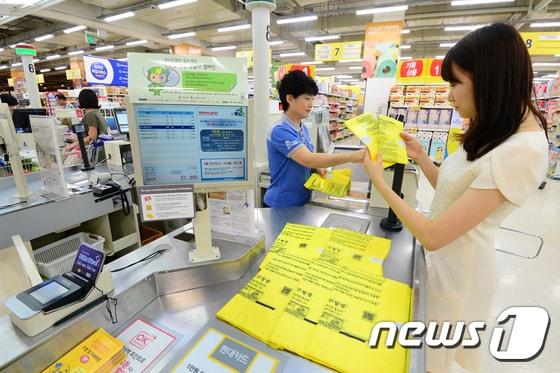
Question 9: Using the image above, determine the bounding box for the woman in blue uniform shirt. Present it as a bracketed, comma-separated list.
[264, 71, 365, 208]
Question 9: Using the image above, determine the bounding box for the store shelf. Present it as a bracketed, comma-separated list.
[318, 91, 358, 100]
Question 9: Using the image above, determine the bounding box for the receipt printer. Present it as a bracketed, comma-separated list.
[3, 243, 113, 337]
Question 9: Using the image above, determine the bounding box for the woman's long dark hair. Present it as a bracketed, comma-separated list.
[442, 23, 547, 161]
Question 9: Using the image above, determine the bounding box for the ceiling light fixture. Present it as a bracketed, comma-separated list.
[356, 5, 408, 15]
[46, 54, 61, 60]
[118, 57, 128, 61]
[40, 68, 51, 73]
[339, 59, 363, 63]
[269, 40, 284, 46]
[95, 45, 115, 51]
[0, 65, 9, 70]
[158, 0, 198, 10]
[11, 62, 22, 67]
[104, 11, 135, 22]
[68, 50, 84, 56]
[35, 34, 54, 42]
[400, 45, 411, 49]
[211, 45, 237, 51]
[349, 66, 363, 69]
[217, 24, 251, 33]
[277, 14, 318, 25]
[401, 29, 410, 34]
[300, 61, 323, 65]
[533, 62, 560, 67]
[440, 42, 456, 48]
[315, 67, 335, 71]
[126, 39, 147, 46]
[63, 25, 86, 34]
[55, 66, 67, 71]
[168, 31, 196, 39]
[305, 35, 340, 42]
[335, 75, 353, 79]
[279, 51, 305, 57]
[444, 24, 486, 32]
[33, 58, 40, 63]
[530, 22, 560, 28]
[436, 55, 446, 59]
[400, 56, 413, 60]
[0, 48, 4, 53]
[451, 0, 514, 5]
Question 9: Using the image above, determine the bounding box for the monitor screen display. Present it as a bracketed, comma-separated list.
[29, 281, 69, 304]
[135, 104, 248, 185]
[12, 108, 48, 133]
[114, 109, 129, 134]
[71, 243, 105, 284]
[105, 117, 118, 133]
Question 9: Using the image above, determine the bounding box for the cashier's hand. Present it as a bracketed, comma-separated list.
[363, 149, 385, 186]
[315, 168, 327, 178]
[349, 149, 366, 163]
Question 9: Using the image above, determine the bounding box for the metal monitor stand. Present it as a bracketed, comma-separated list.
[188, 193, 221, 263]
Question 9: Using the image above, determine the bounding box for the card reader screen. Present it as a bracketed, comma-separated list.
[29, 281, 69, 304]
[72, 244, 104, 284]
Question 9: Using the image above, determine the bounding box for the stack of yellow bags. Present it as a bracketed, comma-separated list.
[42, 329, 126, 373]
[304, 169, 352, 197]
[217, 223, 411, 373]
[344, 113, 408, 168]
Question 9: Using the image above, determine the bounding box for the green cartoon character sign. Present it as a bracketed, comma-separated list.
[144, 66, 180, 96]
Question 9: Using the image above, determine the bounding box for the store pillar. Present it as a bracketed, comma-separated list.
[15, 44, 41, 108]
[247, 0, 276, 167]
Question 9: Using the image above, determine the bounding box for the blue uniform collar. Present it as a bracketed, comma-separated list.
[282, 113, 302, 131]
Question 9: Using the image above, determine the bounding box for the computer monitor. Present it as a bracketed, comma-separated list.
[114, 108, 129, 134]
[12, 108, 48, 133]
[105, 116, 118, 134]
[127, 102, 254, 193]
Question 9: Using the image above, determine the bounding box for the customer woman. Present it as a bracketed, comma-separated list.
[264, 70, 365, 208]
[66, 89, 109, 150]
[363, 23, 548, 372]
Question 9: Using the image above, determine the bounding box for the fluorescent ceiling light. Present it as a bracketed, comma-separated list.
[11, 62, 22, 67]
[542, 74, 558, 78]
[556, 54, 560, 57]
[0, 65, 8, 70]
[440, 43, 456, 48]
[46, 54, 60, 60]
[211, 45, 236, 51]
[158, 0, 198, 10]
[0, 48, 4, 53]
[126, 39, 147, 46]
[436, 55, 446, 59]
[118, 57, 128, 61]
[336, 75, 353, 79]
[35, 34, 54, 42]
[300, 61, 323, 65]
[218, 24, 251, 33]
[349, 66, 363, 69]
[168, 31, 196, 39]
[316, 67, 335, 71]
[401, 29, 410, 34]
[269, 40, 284, 46]
[530, 22, 560, 28]
[33, 58, 40, 62]
[9, 44, 18, 48]
[104, 11, 135, 22]
[451, 0, 513, 5]
[55, 66, 67, 70]
[533, 62, 560, 67]
[40, 68, 51, 72]
[305, 35, 340, 42]
[400, 56, 412, 60]
[339, 59, 363, 63]
[279, 51, 305, 57]
[356, 5, 408, 16]
[444, 24, 485, 32]
[68, 50, 84, 56]
[95, 45, 114, 51]
[63, 25, 86, 34]
[277, 14, 318, 25]
[400, 45, 411, 49]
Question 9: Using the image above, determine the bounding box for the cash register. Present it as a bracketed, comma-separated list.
[3, 244, 113, 337]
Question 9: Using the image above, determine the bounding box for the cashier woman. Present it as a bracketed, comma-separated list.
[264, 71, 365, 208]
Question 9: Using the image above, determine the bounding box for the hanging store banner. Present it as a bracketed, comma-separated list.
[362, 21, 402, 78]
[396, 58, 444, 84]
[277, 64, 316, 80]
[314, 41, 363, 62]
[520, 32, 560, 55]
[236, 49, 271, 69]
[83, 55, 128, 86]
[128, 52, 247, 106]
[66, 69, 82, 80]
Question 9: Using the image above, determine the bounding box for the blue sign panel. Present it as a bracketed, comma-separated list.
[84, 55, 128, 86]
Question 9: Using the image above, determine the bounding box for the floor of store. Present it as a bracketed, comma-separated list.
[337, 136, 560, 373]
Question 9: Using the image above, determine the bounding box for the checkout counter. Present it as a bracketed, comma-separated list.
[0, 173, 426, 373]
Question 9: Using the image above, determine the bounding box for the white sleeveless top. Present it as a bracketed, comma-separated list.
[425, 131, 549, 373]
